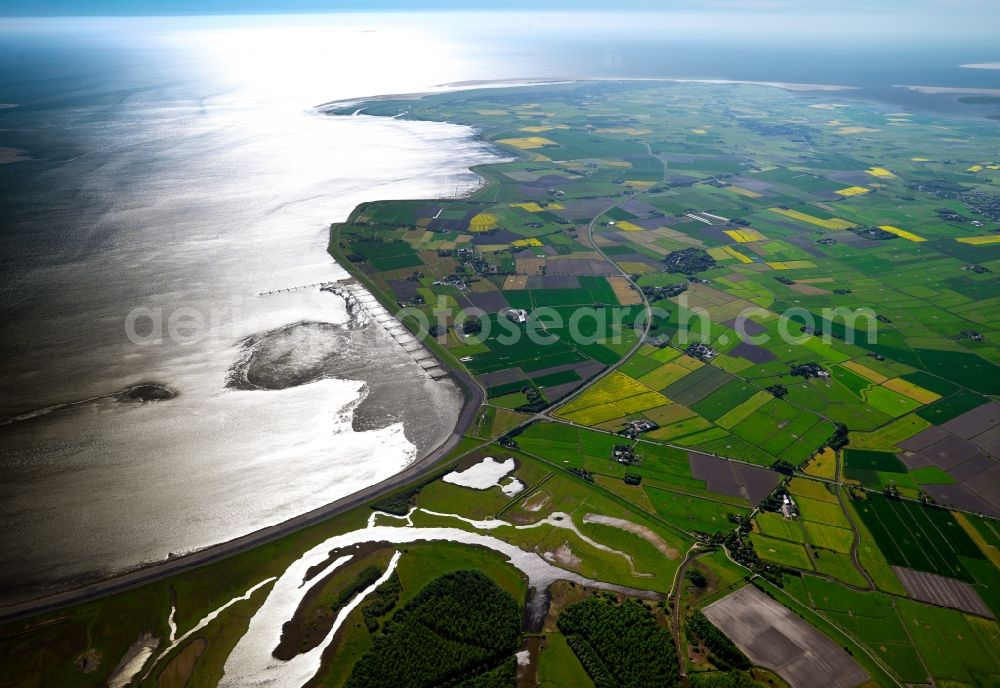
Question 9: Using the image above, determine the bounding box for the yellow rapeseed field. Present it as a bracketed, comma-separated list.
[957, 235, 1000, 245]
[866, 167, 896, 178]
[509, 202, 564, 213]
[724, 228, 766, 243]
[803, 448, 838, 480]
[841, 360, 887, 383]
[882, 378, 940, 405]
[723, 246, 754, 263]
[767, 260, 817, 270]
[555, 372, 668, 425]
[510, 202, 545, 212]
[769, 207, 855, 230]
[708, 246, 754, 263]
[835, 186, 870, 197]
[878, 225, 926, 242]
[496, 136, 556, 149]
[469, 213, 498, 232]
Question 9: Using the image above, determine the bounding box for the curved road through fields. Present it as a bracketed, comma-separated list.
[535, 143, 667, 418]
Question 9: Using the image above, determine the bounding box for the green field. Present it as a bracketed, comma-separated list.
[853, 493, 986, 582]
[647, 487, 748, 534]
[782, 575, 1000, 685]
[538, 633, 594, 688]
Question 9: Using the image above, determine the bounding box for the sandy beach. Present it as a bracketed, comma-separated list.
[668, 78, 856, 92]
[319, 76, 857, 113]
[899, 84, 1000, 96]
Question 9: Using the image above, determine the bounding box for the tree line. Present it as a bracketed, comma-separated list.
[346, 570, 521, 688]
[557, 595, 680, 688]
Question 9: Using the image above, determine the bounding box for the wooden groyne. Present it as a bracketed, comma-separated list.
[330, 280, 451, 381]
[255, 282, 333, 297]
[255, 279, 449, 380]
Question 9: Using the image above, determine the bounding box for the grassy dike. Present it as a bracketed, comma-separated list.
[327, 216, 483, 397]
[325, 209, 503, 469]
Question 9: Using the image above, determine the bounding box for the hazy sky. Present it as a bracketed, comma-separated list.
[2, 0, 998, 18]
[1, 1, 998, 48]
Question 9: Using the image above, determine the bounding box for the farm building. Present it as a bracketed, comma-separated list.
[781, 495, 798, 519]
